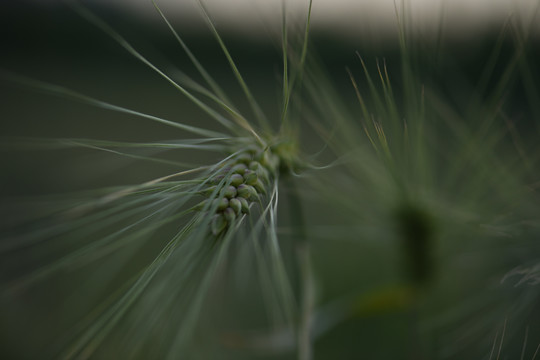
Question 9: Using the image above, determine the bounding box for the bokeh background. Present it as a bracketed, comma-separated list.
[2, 0, 540, 195]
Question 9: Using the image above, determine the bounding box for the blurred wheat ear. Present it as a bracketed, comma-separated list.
[300, 4, 540, 358]
[0, 0, 321, 359]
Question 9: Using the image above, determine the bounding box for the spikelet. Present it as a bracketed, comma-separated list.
[196, 145, 280, 236]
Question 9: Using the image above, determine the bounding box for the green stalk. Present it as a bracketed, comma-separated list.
[287, 179, 314, 360]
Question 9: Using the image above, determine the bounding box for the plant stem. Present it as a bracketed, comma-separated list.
[287, 179, 314, 360]
[297, 240, 314, 360]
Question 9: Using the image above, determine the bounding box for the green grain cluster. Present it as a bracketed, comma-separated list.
[197, 146, 279, 236]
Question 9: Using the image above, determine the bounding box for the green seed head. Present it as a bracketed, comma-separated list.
[229, 198, 242, 215]
[237, 184, 258, 200]
[248, 161, 260, 171]
[210, 174, 225, 185]
[221, 185, 238, 199]
[211, 214, 227, 236]
[238, 197, 250, 214]
[205, 144, 280, 237]
[256, 150, 278, 171]
[253, 179, 267, 195]
[223, 207, 236, 222]
[256, 166, 270, 183]
[235, 153, 252, 164]
[230, 173, 244, 187]
[232, 163, 248, 174]
[243, 170, 258, 185]
[213, 197, 229, 211]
